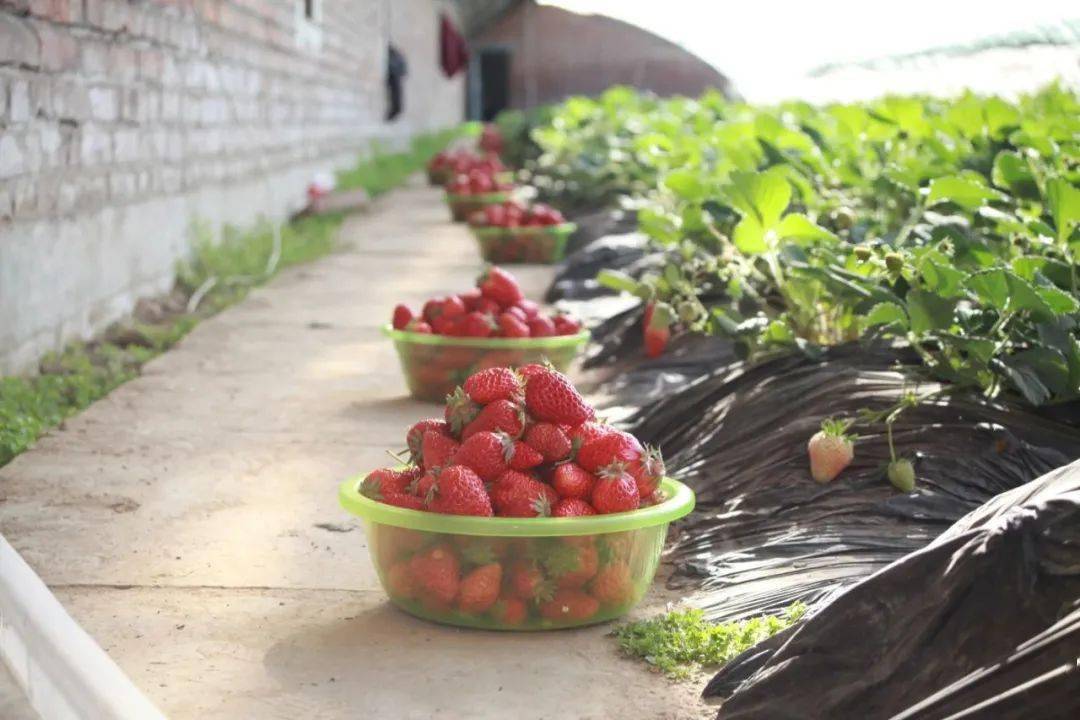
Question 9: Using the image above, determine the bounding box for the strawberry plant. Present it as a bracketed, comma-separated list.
[530, 84, 1079, 409]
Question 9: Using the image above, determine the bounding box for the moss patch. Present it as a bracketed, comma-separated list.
[612, 603, 807, 679]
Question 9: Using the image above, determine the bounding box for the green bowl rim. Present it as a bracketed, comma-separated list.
[382, 324, 590, 349]
[469, 222, 577, 238]
[445, 191, 510, 204]
[339, 476, 695, 536]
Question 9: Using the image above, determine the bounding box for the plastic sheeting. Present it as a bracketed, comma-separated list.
[589, 340, 1080, 621]
[703, 459, 1080, 720]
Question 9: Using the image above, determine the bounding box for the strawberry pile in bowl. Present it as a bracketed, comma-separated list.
[384, 267, 589, 402]
[426, 149, 507, 187]
[468, 200, 577, 264]
[338, 365, 695, 630]
[445, 169, 515, 222]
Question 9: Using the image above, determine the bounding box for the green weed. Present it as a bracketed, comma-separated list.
[612, 603, 807, 680]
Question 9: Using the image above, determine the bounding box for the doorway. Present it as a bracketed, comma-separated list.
[469, 47, 511, 121]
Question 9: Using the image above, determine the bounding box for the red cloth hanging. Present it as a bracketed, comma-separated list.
[439, 14, 469, 77]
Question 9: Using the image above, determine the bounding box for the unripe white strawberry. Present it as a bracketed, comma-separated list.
[807, 418, 854, 483]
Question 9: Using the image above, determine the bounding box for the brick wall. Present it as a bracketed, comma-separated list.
[0, 0, 464, 374]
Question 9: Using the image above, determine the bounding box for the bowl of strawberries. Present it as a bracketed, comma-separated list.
[338, 365, 695, 630]
[427, 149, 507, 187]
[468, 201, 577, 264]
[385, 267, 589, 402]
[445, 169, 514, 222]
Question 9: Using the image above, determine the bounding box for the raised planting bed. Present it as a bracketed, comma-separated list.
[498, 82, 1080, 717]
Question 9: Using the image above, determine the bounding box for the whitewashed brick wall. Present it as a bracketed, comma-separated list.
[0, 0, 464, 373]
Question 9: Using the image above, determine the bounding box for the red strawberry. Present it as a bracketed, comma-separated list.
[362, 467, 421, 499]
[517, 299, 540, 319]
[461, 287, 482, 311]
[527, 316, 556, 337]
[517, 363, 548, 381]
[406, 319, 432, 334]
[476, 296, 501, 315]
[408, 543, 460, 604]
[591, 562, 633, 605]
[552, 498, 596, 517]
[523, 368, 594, 426]
[502, 434, 544, 471]
[553, 314, 582, 335]
[591, 464, 641, 514]
[427, 465, 493, 516]
[498, 312, 530, 338]
[627, 445, 665, 498]
[422, 298, 444, 323]
[539, 589, 599, 622]
[462, 399, 525, 440]
[505, 305, 528, 321]
[551, 463, 595, 499]
[491, 596, 527, 625]
[381, 492, 426, 511]
[568, 422, 611, 458]
[432, 314, 463, 336]
[444, 386, 480, 436]
[441, 295, 467, 319]
[643, 302, 670, 358]
[414, 469, 439, 499]
[457, 563, 502, 614]
[462, 311, 497, 337]
[808, 418, 854, 483]
[478, 266, 524, 306]
[407, 419, 451, 463]
[387, 562, 416, 599]
[509, 560, 550, 600]
[453, 431, 509, 482]
[644, 331, 669, 357]
[549, 539, 598, 588]
[576, 429, 642, 474]
[421, 429, 460, 469]
[491, 470, 557, 517]
[525, 422, 572, 463]
[392, 304, 413, 330]
[463, 367, 523, 404]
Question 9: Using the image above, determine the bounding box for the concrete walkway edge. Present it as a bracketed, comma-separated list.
[0, 536, 164, 720]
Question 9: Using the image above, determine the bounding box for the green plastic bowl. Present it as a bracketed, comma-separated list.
[383, 324, 590, 402]
[339, 476, 695, 630]
[445, 192, 509, 222]
[470, 223, 577, 264]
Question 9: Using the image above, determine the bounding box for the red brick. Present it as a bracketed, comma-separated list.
[35, 19, 80, 72]
[0, 13, 40, 68]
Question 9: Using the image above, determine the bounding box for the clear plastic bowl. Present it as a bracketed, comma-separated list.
[339, 476, 695, 630]
[445, 192, 509, 222]
[383, 324, 590, 402]
[470, 223, 577, 264]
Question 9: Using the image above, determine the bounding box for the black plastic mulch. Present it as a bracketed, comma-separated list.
[557, 226, 1080, 719]
[703, 459, 1080, 720]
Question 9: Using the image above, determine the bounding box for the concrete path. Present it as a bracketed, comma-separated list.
[0, 179, 711, 719]
[0, 666, 36, 720]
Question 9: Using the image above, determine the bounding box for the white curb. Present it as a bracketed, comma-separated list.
[0, 536, 165, 720]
